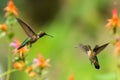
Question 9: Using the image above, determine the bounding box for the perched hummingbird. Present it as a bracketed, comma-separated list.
[16, 18, 53, 50]
[79, 43, 109, 69]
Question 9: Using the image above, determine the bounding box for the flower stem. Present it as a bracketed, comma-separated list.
[0, 69, 17, 79]
[6, 38, 12, 80]
[6, 53, 11, 80]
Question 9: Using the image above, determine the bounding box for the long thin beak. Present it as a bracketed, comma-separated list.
[74, 44, 82, 48]
[74, 46, 79, 48]
[46, 34, 54, 38]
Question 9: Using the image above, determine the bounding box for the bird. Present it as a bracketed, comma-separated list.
[16, 18, 53, 50]
[79, 43, 109, 69]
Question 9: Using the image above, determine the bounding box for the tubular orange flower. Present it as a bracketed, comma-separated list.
[26, 66, 37, 77]
[69, 75, 74, 80]
[10, 39, 29, 57]
[13, 61, 25, 70]
[4, 0, 18, 17]
[106, 8, 120, 33]
[34, 54, 50, 68]
[28, 71, 37, 77]
[0, 24, 8, 31]
[26, 66, 33, 73]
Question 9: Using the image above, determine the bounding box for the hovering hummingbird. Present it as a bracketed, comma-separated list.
[79, 43, 109, 69]
[16, 18, 53, 50]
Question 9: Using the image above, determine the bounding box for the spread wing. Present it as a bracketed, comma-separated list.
[93, 43, 109, 55]
[16, 18, 36, 38]
[79, 44, 91, 54]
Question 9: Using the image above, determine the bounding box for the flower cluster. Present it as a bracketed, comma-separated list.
[106, 7, 120, 55]
[33, 54, 50, 68]
[0, 0, 18, 39]
[13, 53, 50, 78]
[10, 39, 28, 70]
[26, 54, 50, 78]
[10, 39, 29, 58]
[4, 0, 18, 17]
[10, 39, 50, 78]
[106, 8, 120, 34]
[106, 5, 120, 68]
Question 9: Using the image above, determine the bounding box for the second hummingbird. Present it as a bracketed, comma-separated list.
[16, 18, 53, 50]
[79, 43, 109, 69]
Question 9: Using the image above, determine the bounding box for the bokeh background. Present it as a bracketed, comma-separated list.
[0, 0, 120, 80]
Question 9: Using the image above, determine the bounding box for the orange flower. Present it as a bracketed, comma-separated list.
[34, 54, 50, 68]
[106, 8, 120, 28]
[26, 66, 33, 73]
[10, 39, 29, 57]
[114, 40, 120, 54]
[13, 61, 25, 70]
[106, 8, 120, 33]
[0, 24, 8, 31]
[69, 75, 74, 80]
[26, 66, 37, 77]
[28, 71, 37, 77]
[4, 0, 18, 17]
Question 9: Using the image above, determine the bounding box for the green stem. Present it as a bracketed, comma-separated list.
[117, 56, 120, 80]
[0, 69, 17, 79]
[6, 52, 11, 80]
[6, 38, 12, 80]
[5, 16, 16, 80]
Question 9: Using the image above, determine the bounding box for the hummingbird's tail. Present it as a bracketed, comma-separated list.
[17, 45, 25, 50]
[17, 43, 27, 50]
[94, 62, 100, 69]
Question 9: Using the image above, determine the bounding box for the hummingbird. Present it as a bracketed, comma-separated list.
[16, 18, 53, 50]
[79, 43, 109, 69]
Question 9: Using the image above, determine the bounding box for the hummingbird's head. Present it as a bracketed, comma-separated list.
[38, 31, 53, 38]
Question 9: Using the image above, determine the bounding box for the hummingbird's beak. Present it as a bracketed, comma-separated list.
[74, 46, 79, 48]
[74, 44, 83, 48]
[46, 34, 54, 38]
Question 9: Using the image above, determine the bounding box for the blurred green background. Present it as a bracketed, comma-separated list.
[0, 0, 120, 80]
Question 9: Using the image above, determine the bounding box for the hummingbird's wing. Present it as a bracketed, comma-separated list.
[93, 43, 109, 55]
[16, 18, 37, 38]
[79, 44, 91, 54]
